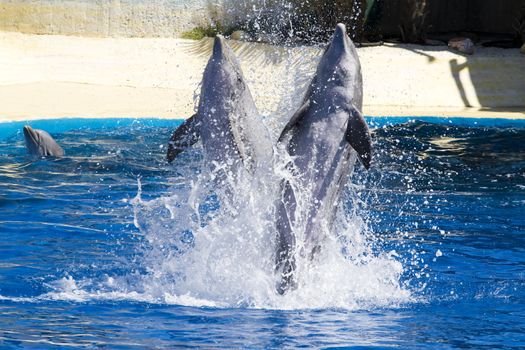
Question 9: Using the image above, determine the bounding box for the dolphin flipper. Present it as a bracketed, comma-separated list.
[279, 101, 372, 169]
[344, 106, 372, 169]
[278, 100, 311, 142]
[167, 114, 201, 162]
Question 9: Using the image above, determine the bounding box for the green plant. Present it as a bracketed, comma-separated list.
[180, 23, 224, 40]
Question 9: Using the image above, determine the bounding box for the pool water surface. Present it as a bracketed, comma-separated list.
[0, 118, 524, 349]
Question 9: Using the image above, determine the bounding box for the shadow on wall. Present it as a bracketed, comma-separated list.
[384, 0, 525, 114]
[448, 53, 525, 113]
[364, 39, 525, 115]
[390, 42, 525, 113]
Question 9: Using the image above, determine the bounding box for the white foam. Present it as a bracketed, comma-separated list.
[108, 157, 412, 310]
[5, 160, 413, 310]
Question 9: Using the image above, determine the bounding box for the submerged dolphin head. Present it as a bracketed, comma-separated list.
[23, 125, 65, 157]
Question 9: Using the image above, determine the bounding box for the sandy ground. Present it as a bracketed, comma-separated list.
[0, 31, 524, 121]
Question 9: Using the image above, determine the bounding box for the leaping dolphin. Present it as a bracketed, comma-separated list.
[275, 24, 372, 294]
[23, 125, 65, 157]
[167, 36, 272, 175]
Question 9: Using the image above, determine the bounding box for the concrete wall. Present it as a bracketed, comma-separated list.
[0, 0, 218, 37]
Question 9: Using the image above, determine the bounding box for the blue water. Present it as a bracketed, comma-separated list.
[0, 118, 524, 349]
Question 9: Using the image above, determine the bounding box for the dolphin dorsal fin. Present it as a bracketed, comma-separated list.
[278, 100, 311, 142]
[344, 105, 372, 169]
[167, 114, 201, 163]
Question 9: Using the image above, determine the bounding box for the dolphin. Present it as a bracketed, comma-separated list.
[23, 125, 65, 157]
[274, 24, 372, 294]
[167, 35, 272, 175]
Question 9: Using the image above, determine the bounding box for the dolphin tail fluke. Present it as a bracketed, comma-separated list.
[167, 114, 201, 162]
[344, 106, 372, 169]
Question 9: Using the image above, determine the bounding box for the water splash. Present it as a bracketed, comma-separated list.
[120, 127, 413, 310]
[221, 0, 367, 45]
[6, 121, 502, 310]
[9, 42, 430, 311]
[37, 42, 415, 311]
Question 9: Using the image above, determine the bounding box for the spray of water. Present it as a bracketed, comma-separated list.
[39, 17, 413, 309]
[126, 141, 411, 309]
[123, 47, 413, 308]
[221, 0, 367, 45]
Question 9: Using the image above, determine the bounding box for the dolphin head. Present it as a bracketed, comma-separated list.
[212, 35, 238, 65]
[317, 23, 361, 83]
[23, 125, 64, 157]
[201, 35, 245, 100]
[199, 35, 253, 143]
[307, 23, 363, 110]
[23, 125, 40, 153]
[326, 23, 352, 56]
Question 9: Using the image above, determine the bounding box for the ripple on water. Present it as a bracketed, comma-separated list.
[0, 120, 524, 348]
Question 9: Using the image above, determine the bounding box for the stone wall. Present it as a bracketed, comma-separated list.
[0, 0, 219, 37]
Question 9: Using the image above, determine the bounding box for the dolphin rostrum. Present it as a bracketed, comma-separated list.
[23, 125, 65, 157]
[275, 24, 372, 294]
[167, 35, 272, 175]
